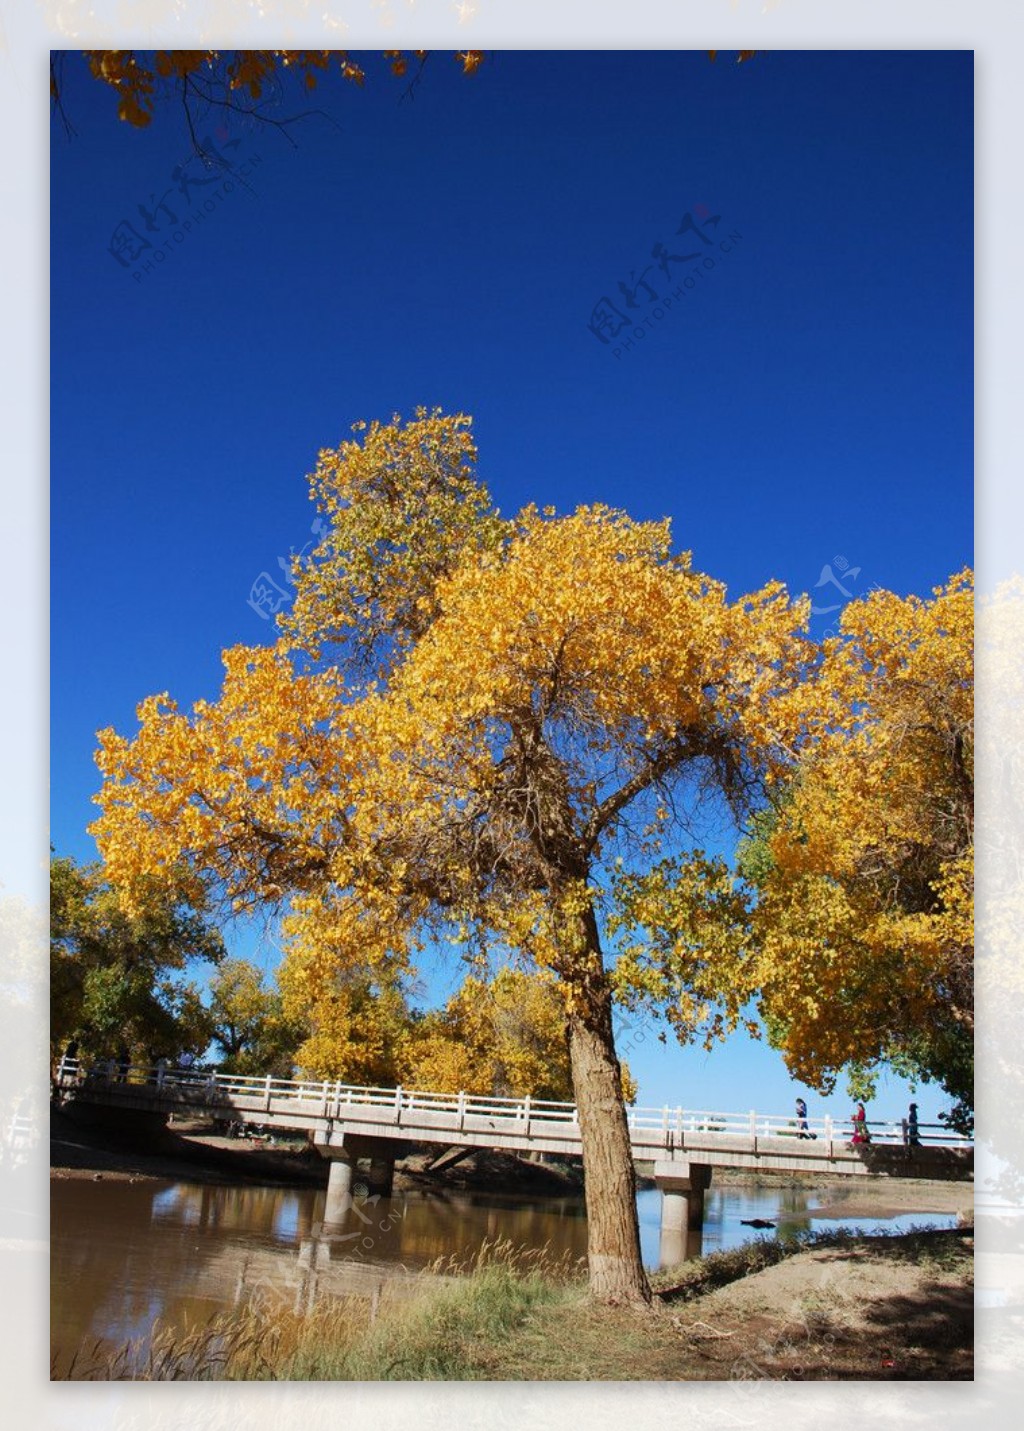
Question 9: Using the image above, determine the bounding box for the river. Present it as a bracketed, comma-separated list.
[50, 1175, 960, 1371]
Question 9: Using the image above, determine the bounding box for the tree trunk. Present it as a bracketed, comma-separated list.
[566, 916, 652, 1306]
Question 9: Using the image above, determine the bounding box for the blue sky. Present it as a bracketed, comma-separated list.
[51, 49, 973, 1125]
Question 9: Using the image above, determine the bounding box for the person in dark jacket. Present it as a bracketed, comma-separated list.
[907, 1102, 921, 1147]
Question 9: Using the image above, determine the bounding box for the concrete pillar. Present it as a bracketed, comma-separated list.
[662, 1186, 689, 1232]
[685, 1179, 707, 1231]
[659, 1224, 704, 1268]
[323, 1154, 355, 1226]
[660, 1180, 706, 1232]
[654, 1162, 712, 1264]
[367, 1155, 395, 1196]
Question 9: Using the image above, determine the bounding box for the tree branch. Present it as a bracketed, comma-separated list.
[584, 738, 690, 850]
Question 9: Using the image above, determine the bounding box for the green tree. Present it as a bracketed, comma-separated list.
[50, 852, 223, 1063]
[206, 958, 305, 1076]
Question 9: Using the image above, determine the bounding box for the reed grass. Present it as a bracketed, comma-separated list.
[51, 1311, 280, 1381]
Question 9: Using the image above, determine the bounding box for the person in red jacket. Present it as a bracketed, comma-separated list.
[850, 1102, 871, 1146]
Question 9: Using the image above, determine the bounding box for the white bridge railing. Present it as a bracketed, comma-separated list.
[54, 1057, 972, 1150]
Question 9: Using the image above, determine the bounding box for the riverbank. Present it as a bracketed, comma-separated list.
[50, 1108, 328, 1187]
[54, 1226, 973, 1381]
[49, 1107, 587, 1195]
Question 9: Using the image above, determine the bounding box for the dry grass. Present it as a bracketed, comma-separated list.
[51, 1312, 281, 1381]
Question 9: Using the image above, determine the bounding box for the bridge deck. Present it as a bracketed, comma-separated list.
[55, 1060, 973, 1181]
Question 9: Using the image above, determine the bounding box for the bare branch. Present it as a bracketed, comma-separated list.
[50, 55, 77, 141]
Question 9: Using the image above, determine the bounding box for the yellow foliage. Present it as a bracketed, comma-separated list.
[748, 572, 974, 1091]
[402, 969, 573, 1100]
[278, 960, 410, 1086]
[281, 408, 505, 670]
[91, 410, 810, 1092]
[92, 641, 346, 917]
[401, 968, 637, 1104]
[608, 853, 753, 1051]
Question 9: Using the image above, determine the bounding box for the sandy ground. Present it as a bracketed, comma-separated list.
[808, 1178, 971, 1221]
[663, 1232, 974, 1380]
[468, 1225, 975, 1381]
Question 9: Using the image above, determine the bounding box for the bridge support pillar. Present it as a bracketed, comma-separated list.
[654, 1163, 712, 1265]
[367, 1155, 395, 1196]
[659, 1224, 705, 1267]
[323, 1153, 355, 1227]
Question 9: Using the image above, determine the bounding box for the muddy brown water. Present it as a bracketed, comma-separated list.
[50, 1176, 961, 1370]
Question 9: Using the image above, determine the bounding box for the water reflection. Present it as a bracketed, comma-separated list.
[51, 1176, 958, 1368]
[51, 1178, 589, 1366]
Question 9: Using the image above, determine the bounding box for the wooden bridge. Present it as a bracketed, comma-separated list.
[54, 1058, 973, 1246]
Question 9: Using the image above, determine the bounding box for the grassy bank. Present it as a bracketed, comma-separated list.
[53, 1225, 973, 1382]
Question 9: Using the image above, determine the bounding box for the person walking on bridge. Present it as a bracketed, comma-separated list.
[907, 1102, 921, 1147]
[850, 1102, 871, 1146]
[795, 1096, 817, 1139]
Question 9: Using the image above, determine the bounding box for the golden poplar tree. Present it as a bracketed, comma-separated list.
[605, 572, 975, 1128]
[92, 409, 808, 1303]
[740, 573, 974, 1119]
[400, 967, 637, 1104]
